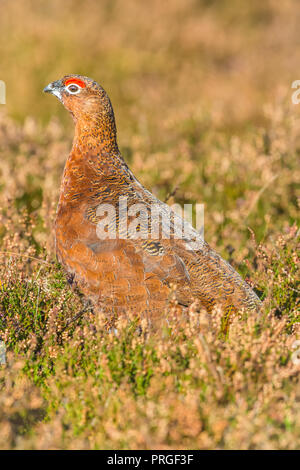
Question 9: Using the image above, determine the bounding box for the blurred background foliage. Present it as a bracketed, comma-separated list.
[0, 0, 299, 127]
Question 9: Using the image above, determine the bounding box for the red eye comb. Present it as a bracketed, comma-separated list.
[65, 78, 86, 88]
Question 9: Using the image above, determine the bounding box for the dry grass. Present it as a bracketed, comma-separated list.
[0, 0, 299, 449]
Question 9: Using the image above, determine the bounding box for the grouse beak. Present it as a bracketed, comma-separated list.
[43, 80, 64, 101]
[43, 83, 54, 94]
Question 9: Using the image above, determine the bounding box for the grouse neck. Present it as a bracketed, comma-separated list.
[74, 112, 119, 155]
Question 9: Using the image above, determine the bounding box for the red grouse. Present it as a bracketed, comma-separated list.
[44, 75, 261, 324]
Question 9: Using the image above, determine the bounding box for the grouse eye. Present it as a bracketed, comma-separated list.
[66, 84, 81, 94]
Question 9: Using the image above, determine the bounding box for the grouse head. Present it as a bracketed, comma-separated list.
[43, 75, 115, 125]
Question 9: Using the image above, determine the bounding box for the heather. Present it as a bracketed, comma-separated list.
[0, 0, 299, 449]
